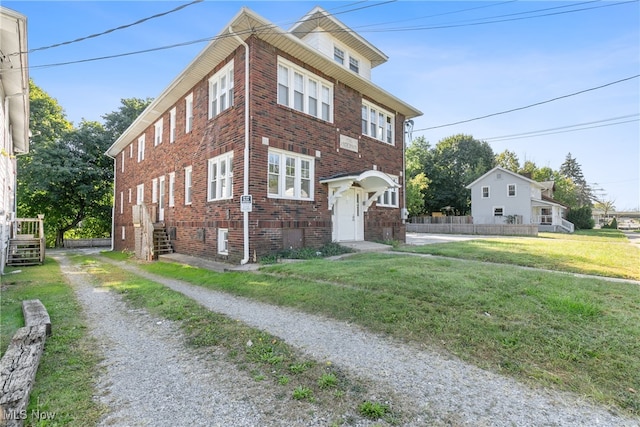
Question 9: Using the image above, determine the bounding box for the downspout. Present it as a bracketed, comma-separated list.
[229, 27, 251, 264]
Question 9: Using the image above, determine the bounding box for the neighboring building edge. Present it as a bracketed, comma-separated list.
[0, 7, 29, 274]
[105, 6, 422, 263]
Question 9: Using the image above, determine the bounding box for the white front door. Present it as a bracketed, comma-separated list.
[333, 188, 364, 241]
[158, 176, 165, 221]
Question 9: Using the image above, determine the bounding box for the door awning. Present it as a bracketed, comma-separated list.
[320, 170, 400, 210]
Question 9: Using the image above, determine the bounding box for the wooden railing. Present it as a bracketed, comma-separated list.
[8, 215, 46, 265]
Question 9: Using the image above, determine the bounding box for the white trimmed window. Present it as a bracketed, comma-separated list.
[361, 102, 394, 144]
[185, 93, 193, 133]
[159, 175, 165, 209]
[121, 151, 125, 173]
[184, 166, 192, 205]
[333, 46, 345, 65]
[208, 152, 234, 201]
[169, 108, 176, 143]
[209, 60, 234, 119]
[168, 172, 175, 207]
[277, 57, 333, 122]
[482, 186, 490, 198]
[154, 119, 163, 146]
[121, 226, 126, 241]
[349, 56, 359, 73]
[152, 178, 158, 203]
[120, 191, 124, 214]
[377, 176, 399, 207]
[268, 148, 314, 200]
[128, 188, 132, 204]
[137, 135, 145, 162]
[136, 184, 144, 205]
[508, 184, 516, 197]
[494, 207, 504, 217]
[218, 228, 229, 255]
[129, 143, 133, 158]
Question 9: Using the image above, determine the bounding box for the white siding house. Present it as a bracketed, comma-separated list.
[466, 167, 573, 232]
[0, 7, 29, 274]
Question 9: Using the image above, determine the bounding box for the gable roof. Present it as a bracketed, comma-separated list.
[288, 6, 388, 68]
[0, 7, 29, 155]
[106, 7, 421, 157]
[465, 166, 545, 190]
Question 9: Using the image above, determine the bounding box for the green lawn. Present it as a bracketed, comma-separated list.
[0, 259, 105, 426]
[397, 229, 640, 280]
[134, 243, 640, 415]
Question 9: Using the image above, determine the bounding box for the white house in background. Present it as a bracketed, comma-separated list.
[0, 7, 29, 274]
[466, 166, 574, 233]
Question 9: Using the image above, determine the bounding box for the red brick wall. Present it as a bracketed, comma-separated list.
[112, 35, 406, 262]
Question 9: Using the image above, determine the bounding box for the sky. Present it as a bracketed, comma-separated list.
[4, 0, 639, 211]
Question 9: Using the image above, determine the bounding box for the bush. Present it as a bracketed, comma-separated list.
[566, 206, 595, 230]
[603, 218, 618, 229]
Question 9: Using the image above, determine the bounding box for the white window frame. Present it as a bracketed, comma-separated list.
[377, 176, 399, 208]
[137, 135, 145, 162]
[218, 228, 229, 255]
[129, 143, 134, 158]
[184, 166, 192, 205]
[168, 172, 175, 207]
[207, 152, 234, 201]
[185, 93, 193, 133]
[277, 57, 333, 123]
[267, 148, 314, 200]
[169, 108, 176, 143]
[361, 101, 394, 145]
[119, 191, 124, 214]
[152, 178, 158, 203]
[209, 60, 234, 119]
[333, 46, 345, 65]
[482, 186, 490, 198]
[493, 206, 504, 217]
[154, 119, 163, 146]
[349, 56, 359, 74]
[121, 226, 126, 241]
[507, 183, 516, 197]
[136, 183, 144, 205]
[128, 188, 132, 204]
[121, 151, 125, 173]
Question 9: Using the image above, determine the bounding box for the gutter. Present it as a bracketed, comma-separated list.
[229, 27, 251, 265]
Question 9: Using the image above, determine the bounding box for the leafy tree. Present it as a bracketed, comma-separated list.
[424, 134, 494, 215]
[559, 153, 593, 207]
[406, 172, 430, 216]
[495, 149, 520, 172]
[566, 206, 595, 230]
[102, 97, 152, 143]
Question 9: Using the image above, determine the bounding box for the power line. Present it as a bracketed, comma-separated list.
[479, 116, 640, 142]
[14, 0, 203, 55]
[18, 0, 636, 71]
[413, 75, 640, 133]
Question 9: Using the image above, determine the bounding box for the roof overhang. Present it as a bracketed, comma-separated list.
[531, 198, 567, 210]
[106, 7, 422, 157]
[1, 7, 29, 155]
[320, 170, 399, 192]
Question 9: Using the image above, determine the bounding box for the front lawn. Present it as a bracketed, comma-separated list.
[397, 229, 640, 280]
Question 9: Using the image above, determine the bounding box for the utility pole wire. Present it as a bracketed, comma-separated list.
[414, 75, 640, 132]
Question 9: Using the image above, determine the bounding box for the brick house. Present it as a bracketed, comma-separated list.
[106, 6, 422, 263]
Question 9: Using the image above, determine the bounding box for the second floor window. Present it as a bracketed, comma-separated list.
[482, 186, 490, 198]
[185, 93, 193, 133]
[277, 57, 333, 122]
[169, 108, 176, 143]
[209, 60, 234, 119]
[154, 119, 163, 146]
[508, 184, 516, 197]
[361, 102, 394, 144]
[184, 166, 192, 205]
[137, 135, 145, 162]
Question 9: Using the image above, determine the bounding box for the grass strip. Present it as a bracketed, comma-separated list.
[79, 255, 406, 425]
[129, 252, 640, 415]
[1, 258, 105, 426]
[396, 229, 640, 280]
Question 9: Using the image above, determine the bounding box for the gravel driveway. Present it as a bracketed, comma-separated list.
[52, 249, 639, 426]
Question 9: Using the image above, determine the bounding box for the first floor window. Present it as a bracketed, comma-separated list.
[185, 166, 192, 205]
[152, 178, 158, 203]
[208, 153, 234, 201]
[494, 207, 504, 216]
[136, 183, 144, 205]
[120, 192, 124, 214]
[377, 176, 399, 207]
[218, 228, 229, 255]
[267, 148, 313, 200]
[121, 226, 126, 240]
[168, 172, 175, 207]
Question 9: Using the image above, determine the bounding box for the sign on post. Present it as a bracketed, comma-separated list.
[240, 195, 253, 212]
